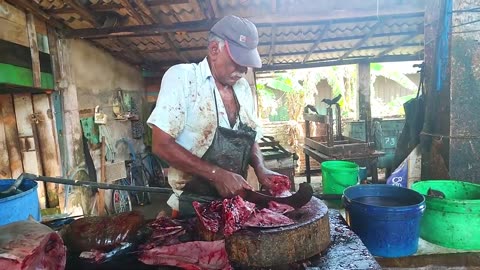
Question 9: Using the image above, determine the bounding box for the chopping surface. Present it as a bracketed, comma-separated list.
[226, 197, 331, 267]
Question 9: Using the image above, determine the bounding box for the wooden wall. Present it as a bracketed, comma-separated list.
[0, 1, 47, 47]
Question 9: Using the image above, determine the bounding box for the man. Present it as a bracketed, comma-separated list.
[147, 15, 287, 217]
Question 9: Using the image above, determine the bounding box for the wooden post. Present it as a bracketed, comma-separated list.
[421, 0, 451, 180]
[304, 118, 311, 183]
[26, 12, 49, 208]
[47, 27, 66, 211]
[358, 62, 372, 143]
[26, 13, 41, 87]
[449, 0, 480, 182]
[59, 40, 86, 170]
[326, 107, 334, 147]
[97, 136, 106, 215]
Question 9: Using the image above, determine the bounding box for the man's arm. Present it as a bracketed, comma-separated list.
[250, 143, 286, 188]
[152, 126, 252, 197]
[250, 142, 268, 177]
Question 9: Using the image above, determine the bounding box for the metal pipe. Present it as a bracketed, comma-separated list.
[22, 173, 173, 194]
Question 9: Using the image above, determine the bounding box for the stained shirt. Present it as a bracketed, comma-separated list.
[147, 57, 262, 210]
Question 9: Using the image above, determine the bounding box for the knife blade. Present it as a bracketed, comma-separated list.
[243, 182, 313, 209]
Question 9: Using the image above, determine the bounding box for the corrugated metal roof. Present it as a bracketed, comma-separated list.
[24, 0, 426, 70]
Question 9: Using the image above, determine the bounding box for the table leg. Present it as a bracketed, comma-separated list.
[305, 153, 311, 183]
[371, 159, 379, 183]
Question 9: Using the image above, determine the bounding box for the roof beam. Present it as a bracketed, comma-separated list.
[137, 30, 423, 53]
[63, 0, 101, 27]
[132, 0, 189, 63]
[65, 12, 423, 39]
[374, 32, 422, 58]
[119, 0, 146, 24]
[303, 22, 330, 63]
[266, 43, 423, 58]
[7, 0, 65, 29]
[143, 54, 424, 72]
[339, 20, 383, 60]
[146, 0, 190, 6]
[65, 20, 216, 38]
[268, 25, 277, 65]
[49, 3, 122, 14]
[259, 54, 424, 71]
[198, 0, 216, 20]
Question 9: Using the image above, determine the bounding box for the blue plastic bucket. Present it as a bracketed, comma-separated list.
[0, 179, 41, 226]
[343, 184, 425, 258]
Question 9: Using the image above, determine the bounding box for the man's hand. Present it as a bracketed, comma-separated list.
[212, 170, 253, 198]
[256, 169, 291, 196]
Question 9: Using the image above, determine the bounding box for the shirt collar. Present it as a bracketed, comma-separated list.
[199, 57, 212, 81]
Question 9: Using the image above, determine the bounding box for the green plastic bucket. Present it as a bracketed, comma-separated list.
[321, 161, 359, 194]
[411, 180, 480, 250]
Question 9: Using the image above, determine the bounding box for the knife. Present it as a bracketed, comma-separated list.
[243, 182, 313, 209]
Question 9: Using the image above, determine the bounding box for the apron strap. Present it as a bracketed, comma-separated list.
[212, 83, 242, 127]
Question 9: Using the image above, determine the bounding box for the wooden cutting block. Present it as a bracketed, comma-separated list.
[225, 197, 331, 267]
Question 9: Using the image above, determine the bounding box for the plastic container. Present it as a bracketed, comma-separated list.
[321, 161, 359, 195]
[343, 184, 425, 258]
[0, 179, 41, 226]
[411, 180, 480, 250]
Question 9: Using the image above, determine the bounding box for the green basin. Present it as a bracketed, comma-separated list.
[411, 180, 480, 250]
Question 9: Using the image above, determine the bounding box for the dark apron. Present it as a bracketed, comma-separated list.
[178, 88, 257, 218]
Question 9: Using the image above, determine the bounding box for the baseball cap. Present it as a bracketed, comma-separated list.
[210, 15, 262, 68]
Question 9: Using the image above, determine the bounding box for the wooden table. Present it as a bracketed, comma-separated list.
[303, 145, 385, 183]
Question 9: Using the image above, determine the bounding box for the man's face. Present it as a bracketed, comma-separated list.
[209, 41, 248, 86]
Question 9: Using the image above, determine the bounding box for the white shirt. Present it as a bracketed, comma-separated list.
[147, 57, 262, 210]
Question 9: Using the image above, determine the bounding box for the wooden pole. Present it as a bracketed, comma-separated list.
[26, 12, 48, 208]
[97, 136, 106, 215]
[26, 13, 41, 87]
[357, 62, 372, 143]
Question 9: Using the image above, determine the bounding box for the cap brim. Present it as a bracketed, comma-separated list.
[226, 41, 262, 69]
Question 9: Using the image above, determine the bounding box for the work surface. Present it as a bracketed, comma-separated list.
[66, 210, 380, 270]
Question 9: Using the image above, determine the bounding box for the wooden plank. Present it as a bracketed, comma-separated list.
[63, 0, 100, 27]
[303, 113, 327, 123]
[0, 95, 23, 178]
[98, 136, 106, 215]
[26, 13, 41, 87]
[305, 137, 331, 155]
[33, 94, 61, 208]
[6, 0, 68, 30]
[0, 18, 28, 47]
[13, 94, 47, 208]
[34, 16, 47, 36]
[0, 1, 26, 25]
[0, 106, 12, 179]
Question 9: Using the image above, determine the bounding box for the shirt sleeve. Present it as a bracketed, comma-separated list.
[147, 65, 188, 139]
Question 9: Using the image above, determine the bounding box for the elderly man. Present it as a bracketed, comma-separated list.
[147, 15, 287, 217]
